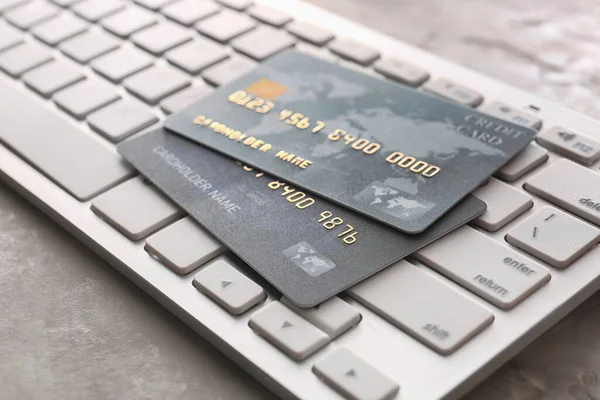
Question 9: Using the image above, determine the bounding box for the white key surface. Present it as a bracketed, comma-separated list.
[131, 21, 193, 55]
[0, 0, 28, 13]
[328, 38, 380, 66]
[0, 80, 133, 201]
[146, 217, 225, 275]
[480, 101, 543, 129]
[22, 60, 85, 97]
[160, 85, 213, 114]
[537, 126, 600, 165]
[91, 46, 154, 82]
[53, 79, 119, 119]
[0, 43, 52, 77]
[281, 296, 361, 339]
[59, 30, 120, 63]
[249, 302, 329, 361]
[313, 348, 399, 400]
[473, 178, 533, 231]
[286, 20, 334, 46]
[101, 6, 157, 38]
[0, 20, 22, 52]
[123, 65, 191, 104]
[423, 78, 484, 107]
[506, 206, 600, 269]
[216, 0, 252, 11]
[231, 26, 296, 61]
[31, 13, 88, 46]
[87, 99, 158, 142]
[4, 0, 59, 29]
[202, 55, 256, 86]
[165, 38, 229, 75]
[414, 226, 551, 309]
[162, 0, 220, 26]
[195, 9, 256, 43]
[348, 260, 494, 354]
[525, 159, 600, 227]
[133, 0, 177, 10]
[72, 0, 125, 22]
[374, 57, 430, 87]
[248, 4, 292, 27]
[495, 142, 548, 182]
[193, 258, 265, 314]
[91, 177, 183, 241]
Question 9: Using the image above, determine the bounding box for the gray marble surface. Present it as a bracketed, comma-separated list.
[3, 1, 600, 399]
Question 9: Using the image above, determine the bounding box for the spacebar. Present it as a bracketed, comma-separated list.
[0, 81, 134, 201]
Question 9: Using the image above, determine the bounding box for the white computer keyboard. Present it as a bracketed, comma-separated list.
[2, 0, 600, 399]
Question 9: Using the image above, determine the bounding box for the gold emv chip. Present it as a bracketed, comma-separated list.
[245, 78, 288, 100]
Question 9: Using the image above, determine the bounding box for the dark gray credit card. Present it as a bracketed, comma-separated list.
[118, 128, 486, 307]
[164, 50, 535, 234]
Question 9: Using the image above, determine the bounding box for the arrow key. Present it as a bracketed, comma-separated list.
[313, 347, 399, 400]
[193, 257, 265, 315]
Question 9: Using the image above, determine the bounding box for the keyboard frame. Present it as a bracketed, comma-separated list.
[3, 1, 600, 399]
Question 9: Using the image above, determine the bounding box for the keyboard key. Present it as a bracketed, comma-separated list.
[525, 159, 600, 227]
[193, 257, 265, 314]
[146, 217, 225, 274]
[59, 30, 120, 63]
[22, 60, 85, 98]
[423, 78, 484, 107]
[101, 6, 157, 38]
[216, 0, 252, 11]
[414, 226, 551, 309]
[50, 0, 84, 6]
[286, 21, 334, 46]
[232, 26, 295, 61]
[537, 126, 600, 165]
[506, 206, 600, 269]
[313, 348, 399, 400]
[0, 0, 28, 14]
[91, 46, 153, 82]
[53, 79, 119, 120]
[374, 57, 429, 87]
[165, 38, 229, 75]
[249, 301, 329, 360]
[248, 5, 292, 27]
[124, 65, 191, 104]
[134, 0, 177, 10]
[160, 85, 213, 114]
[31, 13, 87, 46]
[163, 0, 220, 26]
[281, 297, 360, 339]
[131, 21, 193, 55]
[87, 100, 158, 142]
[349, 260, 493, 354]
[202, 55, 256, 86]
[0, 80, 134, 201]
[195, 9, 255, 43]
[91, 177, 183, 240]
[480, 102, 542, 129]
[0, 43, 52, 77]
[0, 21, 23, 52]
[329, 38, 380, 66]
[495, 142, 549, 182]
[73, 0, 125, 22]
[472, 178, 533, 231]
[5, 1, 59, 30]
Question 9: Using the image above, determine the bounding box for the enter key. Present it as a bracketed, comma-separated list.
[414, 226, 551, 310]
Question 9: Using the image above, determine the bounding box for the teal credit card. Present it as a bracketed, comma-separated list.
[164, 50, 536, 234]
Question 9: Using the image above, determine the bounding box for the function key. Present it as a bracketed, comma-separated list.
[193, 257, 265, 314]
[374, 57, 429, 87]
[506, 206, 600, 269]
[537, 126, 600, 165]
[328, 38, 380, 66]
[480, 101, 542, 129]
[249, 301, 329, 361]
[423, 78, 483, 107]
[313, 348, 399, 400]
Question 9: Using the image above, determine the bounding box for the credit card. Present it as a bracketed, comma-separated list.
[164, 50, 535, 234]
[118, 128, 486, 307]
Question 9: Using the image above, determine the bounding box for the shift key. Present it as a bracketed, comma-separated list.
[414, 226, 550, 310]
[525, 159, 600, 227]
